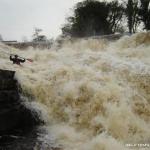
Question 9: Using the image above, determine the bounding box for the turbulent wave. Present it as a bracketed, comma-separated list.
[0, 32, 150, 150]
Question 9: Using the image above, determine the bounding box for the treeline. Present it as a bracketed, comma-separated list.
[62, 0, 150, 37]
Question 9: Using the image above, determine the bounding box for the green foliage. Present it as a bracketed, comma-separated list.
[62, 0, 150, 37]
[62, 0, 124, 37]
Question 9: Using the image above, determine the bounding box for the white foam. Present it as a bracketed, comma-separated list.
[0, 32, 150, 150]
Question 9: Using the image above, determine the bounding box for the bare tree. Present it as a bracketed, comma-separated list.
[126, 0, 140, 33]
[32, 28, 42, 40]
[108, 0, 125, 33]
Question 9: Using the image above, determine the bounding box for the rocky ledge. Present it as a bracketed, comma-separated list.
[0, 69, 42, 148]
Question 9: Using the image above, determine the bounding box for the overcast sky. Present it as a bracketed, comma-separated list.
[0, 0, 82, 41]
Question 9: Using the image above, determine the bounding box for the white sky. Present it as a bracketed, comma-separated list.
[0, 0, 82, 41]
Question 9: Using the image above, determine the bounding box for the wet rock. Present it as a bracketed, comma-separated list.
[0, 69, 42, 139]
[0, 80, 18, 90]
[0, 90, 19, 104]
[0, 69, 15, 79]
[0, 69, 59, 150]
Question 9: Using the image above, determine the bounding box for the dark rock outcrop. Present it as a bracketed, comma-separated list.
[0, 69, 42, 137]
[0, 69, 60, 150]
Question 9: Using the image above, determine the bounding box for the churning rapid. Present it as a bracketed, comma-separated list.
[0, 32, 150, 150]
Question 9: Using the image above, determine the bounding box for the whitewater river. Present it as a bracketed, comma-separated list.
[0, 32, 150, 150]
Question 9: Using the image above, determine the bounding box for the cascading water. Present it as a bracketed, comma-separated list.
[0, 32, 150, 150]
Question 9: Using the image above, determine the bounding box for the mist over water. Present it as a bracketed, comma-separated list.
[0, 32, 150, 150]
